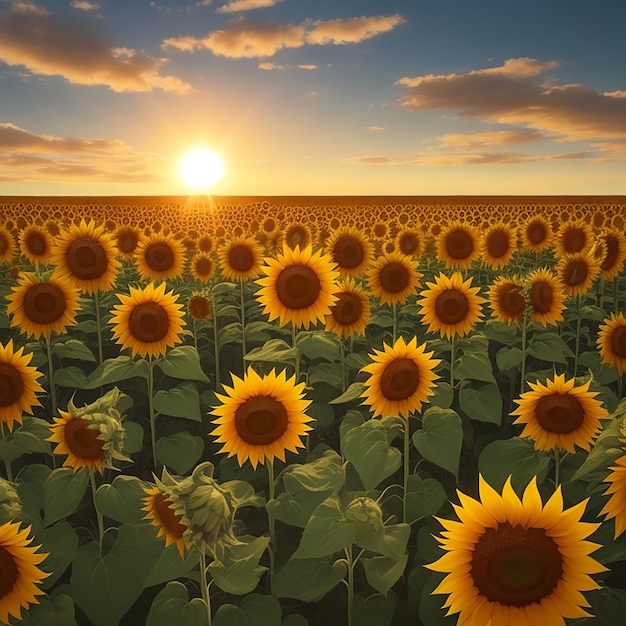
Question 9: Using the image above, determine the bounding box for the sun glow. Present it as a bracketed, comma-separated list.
[179, 147, 225, 191]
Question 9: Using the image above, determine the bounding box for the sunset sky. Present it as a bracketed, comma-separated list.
[1, 0, 626, 197]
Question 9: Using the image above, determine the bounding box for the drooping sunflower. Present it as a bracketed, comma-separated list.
[597, 312, 626, 374]
[325, 279, 370, 338]
[6, 271, 81, 340]
[360, 336, 440, 418]
[427, 475, 605, 625]
[418, 272, 485, 339]
[19, 225, 54, 265]
[110, 281, 185, 359]
[142, 486, 188, 556]
[521, 215, 552, 252]
[325, 226, 374, 278]
[255, 244, 339, 330]
[511, 373, 608, 453]
[0, 225, 15, 263]
[51, 218, 120, 293]
[218, 236, 263, 282]
[600, 448, 626, 538]
[210, 367, 313, 469]
[0, 521, 49, 624]
[396, 228, 424, 259]
[480, 222, 517, 270]
[526, 267, 566, 327]
[114, 225, 143, 259]
[556, 251, 601, 297]
[488, 275, 526, 325]
[135, 232, 186, 281]
[190, 252, 216, 283]
[367, 251, 422, 307]
[554, 219, 593, 257]
[436, 221, 481, 269]
[188, 293, 213, 320]
[0, 340, 44, 431]
[598, 227, 626, 280]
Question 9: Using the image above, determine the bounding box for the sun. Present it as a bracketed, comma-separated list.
[179, 147, 225, 191]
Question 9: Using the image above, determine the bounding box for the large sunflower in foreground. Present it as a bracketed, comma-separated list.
[511, 373, 608, 453]
[600, 447, 626, 538]
[0, 521, 49, 624]
[418, 272, 485, 339]
[325, 279, 370, 338]
[325, 226, 374, 278]
[142, 486, 188, 556]
[211, 367, 312, 469]
[427, 475, 605, 626]
[135, 232, 185, 281]
[360, 336, 440, 418]
[6, 271, 80, 340]
[19, 225, 53, 265]
[110, 282, 185, 359]
[51, 218, 120, 293]
[597, 312, 626, 374]
[367, 251, 422, 306]
[480, 222, 517, 270]
[0, 340, 44, 431]
[436, 221, 481, 269]
[488, 275, 526, 325]
[256, 244, 339, 329]
[218, 236, 263, 282]
[526, 267, 566, 327]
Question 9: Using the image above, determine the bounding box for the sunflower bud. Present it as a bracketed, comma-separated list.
[0, 478, 22, 525]
[343, 496, 384, 545]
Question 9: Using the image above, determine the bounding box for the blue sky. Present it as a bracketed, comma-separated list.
[1, 0, 626, 196]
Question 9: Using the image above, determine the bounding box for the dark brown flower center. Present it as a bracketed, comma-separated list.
[379, 262, 410, 294]
[153, 492, 186, 538]
[194, 256, 213, 277]
[332, 236, 365, 269]
[198, 236, 213, 252]
[275, 264, 321, 310]
[234, 395, 288, 445]
[332, 292, 363, 326]
[486, 230, 510, 259]
[497, 284, 526, 318]
[526, 220, 547, 245]
[601, 234, 619, 272]
[445, 229, 475, 260]
[373, 223, 387, 238]
[380, 358, 420, 401]
[435, 289, 469, 324]
[561, 259, 589, 287]
[25, 231, 49, 256]
[471, 522, 563, 606]
[610, 325, 626, 358]
[23, 282, 67, 325]
[534, 392, 585, 434]
[188, 295, 212, 320]
[145, 242, 174, 273]
[228, 244, 255, 272]
[399, 232, 421, 256]
[286, 226, 310, 249]
[562, 227, 587, 253]
[66, 236, 108, 280]
[0, 363, 24, 408]
[262, 218, 276, 234]
[0, 545, 19, 600]
[64, 417, 104, 460]
[129, 302, 170, 343]
[117, 231, 139, 254]
[529, 281, 553, 313]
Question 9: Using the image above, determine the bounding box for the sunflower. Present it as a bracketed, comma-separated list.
[19, 225, 53, 265]
[480, 222, 517, 270]
[135, 232, 185, 281]
[0, 225, 15, 263]
[6, 271, 80, 340]
[110, 282, 185, 359]
[597, 312, 626, 374]
[325, 279, 370, 338]
[142, 486, 188, 556]
[210, 367, 313, 469]
[521, 215, 552, 252]
[256, 244, 339, 330]
[418, 272, 485, 339]
[436, 221, 481, 269]
[114, 225, 142, 259]
[556, 251, 600, 297]
[325, 226, 374, 278]
[218, 236, 263, 282]
[189, 252, 216, 283]
[488, 275, 526, 325]
[51, 218, 120, 293]
[511, 373, 608, 454]
[526, 267, 566, 327]
[197, 235, 214, 253]
[284, 224, 311, 250]
[600, 448, 626, 538]
[188, 293, 213, 320]
[0, 521, 49, 624]
[0, 340, 44, 431]
[367, 251, 422, 307]
[360, 336, 440, 418]
[396, 228, 424, 259]
[598, 227, 626, 280]
[427, 475, 605, 625]
[554, 219, 593, 257]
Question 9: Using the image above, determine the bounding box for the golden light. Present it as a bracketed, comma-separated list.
[179, 147, 225, 191]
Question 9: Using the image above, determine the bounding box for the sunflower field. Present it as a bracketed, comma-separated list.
[0, 196, 626, 626]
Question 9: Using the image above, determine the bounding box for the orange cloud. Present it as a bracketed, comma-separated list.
[216, 0, 284, 14]
[437, 129, 547, 149]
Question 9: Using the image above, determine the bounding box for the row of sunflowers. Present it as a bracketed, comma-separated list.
[0, 198, 625, 626]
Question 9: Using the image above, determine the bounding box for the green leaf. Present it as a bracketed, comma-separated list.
[18, 594, 78, 626]
[273, 557, 347, 601]
[156, 432, 205, 475]
[16, 463, 51, 521]
[244, 339, 298, 363]
[429, 381, 453, 409]
[412, 407, 463, 480]
[496, 346, 522, 371]
[578, 350, 620, 385]
[43, 467, 89, 527]
[123, 421, 145, 455]
[527, 331, 574, 364]
[361, 553, 408, 596]
[405, 474, 447, 523]
[458, 382, 503, 424]
[52, 338, 97, 362]
[296, 330, 340, 361]
[330, 381, 365, 404]
[213, 594, 282, 626]
[38, 520, 78, 589]
[54, 356, 149, 389]
[578, 587, 626, 625]
[352, 593, 396, 626]
[0, 416, 52, 462]
[146, 581, 208, 626]
[153, 381, 202, 420]
[96, 475, 150, 525]
[341, 419, 401, 490]
[156, 345, 210, 382]
[483, 319, 520, 346]
[145, 545, 198, 588]
[359, 523, 410, 559]
[454, 352, 495, 384]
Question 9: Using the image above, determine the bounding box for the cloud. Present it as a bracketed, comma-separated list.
[0, 2, 193, 93]
[149, 2, 192, 14]
[70, 1, 100, 10]
[437, 129, 547, 149]
[162, 14, 405, 58]
[366, 126, 385, 132]
[343, 155, 403, 165]
[396, 57, 626, 141]
[216, 0, 284, 14]
[257, 61, 317, 70]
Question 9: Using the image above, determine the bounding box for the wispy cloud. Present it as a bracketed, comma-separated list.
[70, 1, 100, 10]
[162, 14, 405, 58]
[149, 2, 192, 14]
[0, 2, 193, 93]
[366, 126, 385, 132]
[216, 0, 284, 14]
[257, 61, 317, 70]
[437, 129, 547, 149]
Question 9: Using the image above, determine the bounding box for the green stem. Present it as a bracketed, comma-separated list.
[573, 294, 582, 376]
[1, 424, 13, 482]
[148, 356, 157, 469]
[618, 373, 623, 401]
[89, 469, 104, 553]
[614, 277, 619, 314]
[45, 334, 57, 417]
[94, 290, 103, 364]
[449, 334, 456, 389]
[199, 549, 212, 626]
[403, 418, 410, 524]
[340, 336, 346, 393]
[392, 301, 397, 343]
[240, 281, 247, 369]
[344, 546, 355, 626]
[520, 311, 528, 393]
[291, 324, 300, 382]
[211, 289, 221, 389]
[192, 317, 198, 351]
[267, 460, 276, 596]
[554, 449, 561, 488]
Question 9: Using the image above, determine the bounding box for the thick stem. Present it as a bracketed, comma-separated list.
[148, 356, 157, 469]
[1, 424, 13, 482]
[403, 418, 410, 524]
[211, 289, 221, 389]
[240, 281, 247, 369]
[45, 334, 57, 417]
[291, 323, 300, 382]
[199, 549, 212, 626]
[94, 290, 104, 364]
[554, 449, 561, 488]
[392, 301, 397, 344]
[89, 469, 104, 554]
[340, 336, 346, 393]
[449, 334, 456, 389]
[573, 294, 582, 376]
[344, 546, 354, 626]
[267, 460, 276, 595]
[520, 312, 528, 393]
